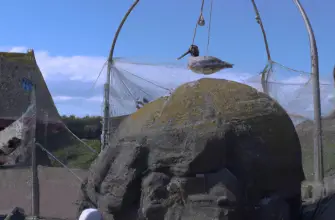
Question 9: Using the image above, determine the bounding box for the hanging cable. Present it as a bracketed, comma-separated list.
[192, 0, 206, 45]
[250, 0, 272, 94]
[117, 66, 171, 91]
[36, 143, 83, 183]
[197, 0, 206, 26]
[206, 0, 214, 56]
[250, 0, 271, 61]
[89, 60, 108, 92]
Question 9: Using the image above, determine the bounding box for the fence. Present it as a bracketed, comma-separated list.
[0, 85, 98, 219]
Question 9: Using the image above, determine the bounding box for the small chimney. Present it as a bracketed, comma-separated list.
[27, 49, 35, 61]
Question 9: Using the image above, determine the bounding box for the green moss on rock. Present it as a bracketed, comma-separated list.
[118, 78, 286, 137]
[112, 78, 304, 202]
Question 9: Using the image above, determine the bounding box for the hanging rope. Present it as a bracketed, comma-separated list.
[250, 0, 272, 94]
[36, 143, 83, 183]
[90, 60, 108, 91]
[206, 0, 214, 56]
[250, 0, 271, 61]
[192, 0, 205, 45]
[198, 0, 206, 26]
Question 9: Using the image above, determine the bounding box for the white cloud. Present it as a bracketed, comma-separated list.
[53, 96, 75, 101]
[54, 95, 104, 102]
[8, 47, 28, 53]
[87, 96, 103, 102]
[2, 46, 335, 120]
[35, 51, 107, 83]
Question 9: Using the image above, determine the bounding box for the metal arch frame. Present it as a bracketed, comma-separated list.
[102, 0, 272, 149]
[292, 0, 324, 195]
[253, 0, 324, 195]
[103, 1, 324, 187]
[250, 0, 272, 94]
[102, 0, 140, 151]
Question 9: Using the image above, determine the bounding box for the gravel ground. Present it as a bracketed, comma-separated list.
[0, 166, 87, 219]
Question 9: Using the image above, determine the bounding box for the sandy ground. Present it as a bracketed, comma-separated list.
[0, 166, 87, 219]
[1, 165, 335, 219]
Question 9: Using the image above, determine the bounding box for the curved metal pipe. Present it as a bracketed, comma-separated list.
[102, 0, 140, 151]
[250, 0, 271, 61]
[250, 0, 271, 94]
[108, 0, 140, 63]
[292, 0, 324, 185]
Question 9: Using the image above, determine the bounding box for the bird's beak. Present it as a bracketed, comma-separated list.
[177, 50, 190, 60]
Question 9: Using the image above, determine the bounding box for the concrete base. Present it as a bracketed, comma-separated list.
[302, 181, 326, 202]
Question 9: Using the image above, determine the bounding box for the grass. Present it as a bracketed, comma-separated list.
[50, 139, 100, 169]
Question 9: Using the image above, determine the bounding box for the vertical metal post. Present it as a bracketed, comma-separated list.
[102, 0, 140, 151]
[250, 0, 271, 61]
[44, 112, 48, 149]
[31, 137, 39, 218]
[102, 73, 110, 152]
[30, 78, 39, 218]
[292, 0, 324, 192]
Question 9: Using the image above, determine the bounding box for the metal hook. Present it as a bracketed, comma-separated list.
[198, 14, 205, 26]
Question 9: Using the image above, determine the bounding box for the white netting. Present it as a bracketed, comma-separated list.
[108, 58, 335, 180]
[0, 97, 36, 165]
[110, 58, 255, 117]
[261, 61, 335, 179]
[0, 53, 98, 218]
[0, 52, 98, 169]
[110, 59, 335, 121]
[262, 61, 335, 120]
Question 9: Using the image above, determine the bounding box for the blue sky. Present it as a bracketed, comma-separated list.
[1, 0, 334, 117]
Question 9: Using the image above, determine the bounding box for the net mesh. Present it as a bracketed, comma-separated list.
[1, 53, 335, 217]
[262, 61, 335, 180]
[0, 52, 97, 218]
[109, 58, 255, 117]
[109, 58, 335, 181]
[263, 61, 335, 120]
[0, 52, 98, 169]
[0, 96, 36, 166]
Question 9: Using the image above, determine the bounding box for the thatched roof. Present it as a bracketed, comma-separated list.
[0, 49, 61, 124]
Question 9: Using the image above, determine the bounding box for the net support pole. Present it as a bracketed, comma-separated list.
[102, 80, 110, 152]
[293, 0, 324, 198]
[250, 0, 272, 94]
[31, 140, 40, 218]
[250, 0, 271, 61]
[30, 86, 40, 218]
[102, 0, 140, 151]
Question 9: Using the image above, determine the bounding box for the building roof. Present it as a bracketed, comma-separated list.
[0, 49, 61, 123]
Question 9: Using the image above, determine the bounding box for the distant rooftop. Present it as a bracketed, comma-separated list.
[0, 49, 61, 124]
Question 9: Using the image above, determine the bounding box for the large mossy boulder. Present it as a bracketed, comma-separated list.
[79, 78, 305, 220]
